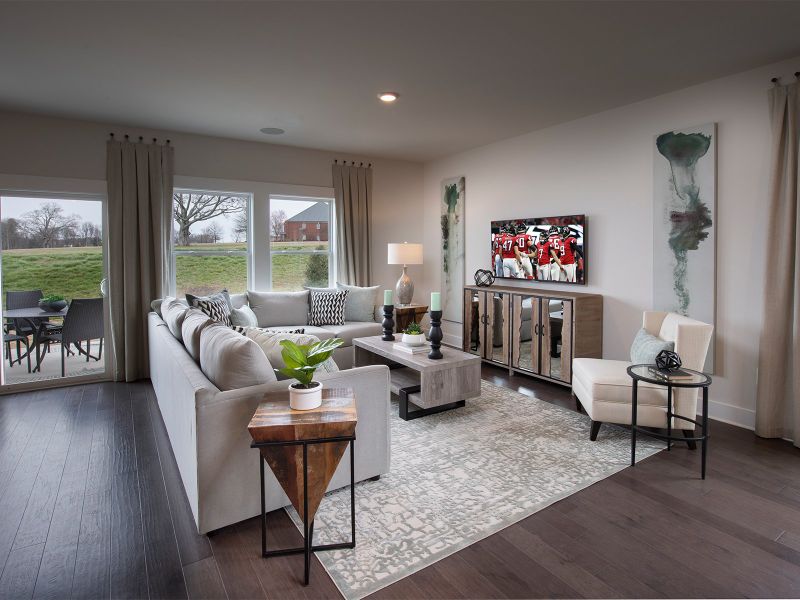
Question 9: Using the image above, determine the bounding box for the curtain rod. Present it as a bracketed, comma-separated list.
[770, 72, 800, 85]
[334, 159, 372, 168]
[108, 132, 171, 144]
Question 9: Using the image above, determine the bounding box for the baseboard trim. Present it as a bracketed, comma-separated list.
[702, 400, 755, 431]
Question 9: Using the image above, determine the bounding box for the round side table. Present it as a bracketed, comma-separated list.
[627, 364, 712, 479]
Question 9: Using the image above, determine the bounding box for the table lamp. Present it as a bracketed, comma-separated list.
[387, 242, 423, 305]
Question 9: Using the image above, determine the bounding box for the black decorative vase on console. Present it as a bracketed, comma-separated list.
[382, 305, 395, 341]
[428, 310, 443, 359]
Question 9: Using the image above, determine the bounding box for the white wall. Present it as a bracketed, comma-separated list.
[423, 55, 800, 429]
[0, 110, 424, 292]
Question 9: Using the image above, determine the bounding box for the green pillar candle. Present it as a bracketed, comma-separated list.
[430, 292, 441, 312]
[384, 289, 393, 306]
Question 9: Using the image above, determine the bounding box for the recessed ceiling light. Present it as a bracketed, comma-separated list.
[378, 92, 399, 103]
[260, 127, 285, 135]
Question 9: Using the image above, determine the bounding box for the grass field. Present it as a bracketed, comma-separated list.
[2, 241, 330, 303]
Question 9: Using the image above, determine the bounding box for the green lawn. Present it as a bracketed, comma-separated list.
[2, 242, 330, 304]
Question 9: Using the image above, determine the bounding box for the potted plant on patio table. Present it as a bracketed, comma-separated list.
[276, 337, 344, 410]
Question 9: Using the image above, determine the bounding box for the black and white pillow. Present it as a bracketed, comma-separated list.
[308, 289, 348, 326]
[195, 297, 232, 327]
[232, 326, 305, 335]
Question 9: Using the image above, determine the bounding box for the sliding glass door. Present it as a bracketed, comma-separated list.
[0, 193, 109, 387]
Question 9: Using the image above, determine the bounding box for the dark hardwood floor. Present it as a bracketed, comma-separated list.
[0, 367, 799, 599]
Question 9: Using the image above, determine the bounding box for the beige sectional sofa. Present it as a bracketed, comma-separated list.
[149, 289, 390, 534]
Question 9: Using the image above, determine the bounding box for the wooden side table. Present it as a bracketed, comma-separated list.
[394, 303, 428, 333]
[248, 388, 358, 585]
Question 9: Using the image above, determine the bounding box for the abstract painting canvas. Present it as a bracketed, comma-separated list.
[441, 176, 465, 323]
[653, 123, 716, 369]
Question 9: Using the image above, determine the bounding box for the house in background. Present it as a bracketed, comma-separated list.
[284, 203, 329, 242]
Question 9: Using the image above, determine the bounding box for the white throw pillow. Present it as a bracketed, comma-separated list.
[240, 328, 339, 374]
[181, 308, 212, 362]
[230, 305, 259, 328]
[162, 297, 189, 339]
[247, 290, 310, 327]
[199, 323, 276, 391]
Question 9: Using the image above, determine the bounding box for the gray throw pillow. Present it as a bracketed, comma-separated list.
[337, 283, 380, 322]
[247, 290, 310, 327]
[630, 328, 675, 364]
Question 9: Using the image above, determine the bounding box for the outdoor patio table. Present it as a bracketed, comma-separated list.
[4, 306, 68, 372]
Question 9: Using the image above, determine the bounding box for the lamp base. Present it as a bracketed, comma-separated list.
[395, 266, 414, 305]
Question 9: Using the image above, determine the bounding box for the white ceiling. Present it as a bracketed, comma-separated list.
[1, 1, 799, 162]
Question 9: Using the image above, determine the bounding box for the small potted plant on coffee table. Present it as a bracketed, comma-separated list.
[276, 337, 344, 410]
[402, 322, 426, 346]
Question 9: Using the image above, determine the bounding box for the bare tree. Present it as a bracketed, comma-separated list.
[202, 222, 223, 244]
[232, 211, 248, 243]
[79, 221, 101, 246]
[1, 218, 23, 250]
[173, 193, 244, 246]
[270, 209, 287, 240]
[20, 202, 78, 248]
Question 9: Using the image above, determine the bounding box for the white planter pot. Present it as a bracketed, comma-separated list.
[402, 333, 427, 346]
[289, 381, 323, 411]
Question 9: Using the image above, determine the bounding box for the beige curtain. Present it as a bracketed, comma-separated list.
[106, 139, 174, 381]
[756, 81, 799, 447]
[332, 162, 372, 286]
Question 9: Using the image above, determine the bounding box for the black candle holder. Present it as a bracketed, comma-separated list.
[382, 305, 395, 341]
[428, 310, 443, 359]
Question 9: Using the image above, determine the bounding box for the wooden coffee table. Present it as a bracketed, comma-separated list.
[353, 335, 482, 420]
[248, 388, 357, 585]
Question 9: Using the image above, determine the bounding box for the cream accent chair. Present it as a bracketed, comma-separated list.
[572, 311, 713, 442]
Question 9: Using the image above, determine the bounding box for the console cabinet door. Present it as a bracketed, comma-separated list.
[540, 297, 573, 383]
[511, 294, 539, 373]
[486, 292, 510, 365]
[463, 289, 485, 358]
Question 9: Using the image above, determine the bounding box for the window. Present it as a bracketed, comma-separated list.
[270, 196, 333, 291]
[172, 189, 250, 298]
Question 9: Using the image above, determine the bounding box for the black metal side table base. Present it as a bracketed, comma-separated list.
[398, 384, 466, 421]
[254, 436, 356, 585]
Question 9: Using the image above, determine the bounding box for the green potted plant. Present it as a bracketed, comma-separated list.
[276, 337, 344, 410]
[38, 294, 67, 312]
[402, 322, 426, 346]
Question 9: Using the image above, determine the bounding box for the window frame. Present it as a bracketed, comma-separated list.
[171, 187, 253, 297]
[268, 195, 335, 290]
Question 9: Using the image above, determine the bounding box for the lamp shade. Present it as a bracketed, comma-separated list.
[387, 242, 423, 265]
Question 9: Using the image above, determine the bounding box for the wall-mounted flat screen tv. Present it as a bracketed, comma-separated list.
[490, 215, 586, 284]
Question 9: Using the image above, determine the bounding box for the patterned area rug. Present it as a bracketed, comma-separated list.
[289, 380, 662, 599]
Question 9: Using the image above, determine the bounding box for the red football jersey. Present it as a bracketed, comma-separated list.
[549, 235, 562, 258]
[534, 241, 552, 266]
[559, 236, 578, 265]
[500, 234, 517, 259]
[514, 233, 530, 255]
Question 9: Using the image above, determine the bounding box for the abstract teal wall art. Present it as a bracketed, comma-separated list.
[653, 123, 716, 370]
[441, 176, 465, 323]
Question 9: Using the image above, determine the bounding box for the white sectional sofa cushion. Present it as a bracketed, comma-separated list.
[199, 323, 276, 390]
[321, 321, 383, 346]
[162, 296, 189, 339]
[247, 290, 309, 327]
[337, 283, 380, 322]
[181, 308, 213, 361]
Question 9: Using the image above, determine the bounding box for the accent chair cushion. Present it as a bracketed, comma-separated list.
[162, 297, 189, 339]
[230, 305, 258, 328]
[630, 328, 674, 364]
[337, 283, 380, 322]
[247, 290, 310, 327]
[572, 358, 666, 406]
[181, 309, 213, 362]
[308, 289, 348, 326]
[199, 323, 276, 391]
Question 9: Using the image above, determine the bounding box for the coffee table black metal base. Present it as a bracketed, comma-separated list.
[398, 384, 466, 421]
[627, 364, 711, 479]
[252, 435, 356, 585]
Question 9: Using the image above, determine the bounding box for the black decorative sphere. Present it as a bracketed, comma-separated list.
[655, 350, 682, 371]
[474, 269, 495, 287]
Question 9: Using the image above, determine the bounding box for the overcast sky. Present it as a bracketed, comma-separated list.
[1, 196, 328, 243]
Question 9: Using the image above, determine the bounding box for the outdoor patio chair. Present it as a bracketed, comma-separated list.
[6, 289, 62, 353]
[3, 325, 31, 373]
[35, 298, 104, 377]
